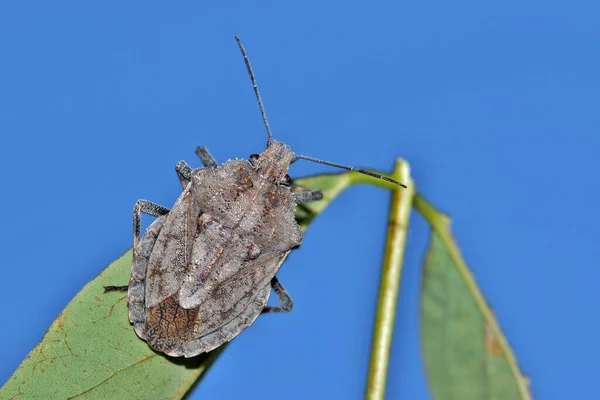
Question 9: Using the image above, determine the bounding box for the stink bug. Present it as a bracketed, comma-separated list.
[105, 37, 407, 357]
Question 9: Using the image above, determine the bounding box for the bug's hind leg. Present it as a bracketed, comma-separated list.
[292, 189, 323, 204]
[262, 276, 294, 314]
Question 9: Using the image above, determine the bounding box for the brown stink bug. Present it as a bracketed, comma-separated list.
[104, 37, 407, 357]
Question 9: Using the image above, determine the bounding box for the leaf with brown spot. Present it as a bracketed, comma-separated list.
[1, 250, 223, 400]
[415, 194, 532, 400]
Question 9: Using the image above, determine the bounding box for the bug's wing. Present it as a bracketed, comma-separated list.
[177, 214, 284, 337]
[145, 188, 198, 308]
[195, 251, 287, 338]
[178, 214, 254, 308]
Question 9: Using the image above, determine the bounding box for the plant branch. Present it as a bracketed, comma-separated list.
[364, 159, 415, 400]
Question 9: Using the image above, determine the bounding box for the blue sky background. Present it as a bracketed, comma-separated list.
[1, 2, 598, 399]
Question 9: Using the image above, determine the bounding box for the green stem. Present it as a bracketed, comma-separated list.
[364, 159, 415, 400]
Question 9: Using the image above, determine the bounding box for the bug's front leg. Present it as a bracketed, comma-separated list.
[261, 276, 294, 314]
[195, 146, 218, 168]
[176, 160, 193, 189]
[176, 146, 218, 189]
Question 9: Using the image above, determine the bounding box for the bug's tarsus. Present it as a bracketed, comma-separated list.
[261, 276, 294, 313]
[292, 154, 408, 188]
[235, 36, 274, 149]
[104, 285, 129, 293]
[133, 200, 170, 248]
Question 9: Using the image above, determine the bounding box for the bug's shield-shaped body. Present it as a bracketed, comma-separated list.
[128, 142, 302, 357]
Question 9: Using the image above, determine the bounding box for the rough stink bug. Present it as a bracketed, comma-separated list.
[105, 37, 407, 357]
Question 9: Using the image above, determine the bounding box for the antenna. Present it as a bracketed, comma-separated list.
[292, 155, 408, 188]
[235, 36, 407, 189]
[235, 36, 273, 148]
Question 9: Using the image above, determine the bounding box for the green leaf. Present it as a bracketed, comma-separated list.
[415, 194, 532, 400]
[1, 249, 223, 400]
[3, 169, 401, 399]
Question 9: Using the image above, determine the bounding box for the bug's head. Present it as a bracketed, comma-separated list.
[249, 140, 294, 183]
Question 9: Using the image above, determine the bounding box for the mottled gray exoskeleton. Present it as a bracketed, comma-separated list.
[105, 37, 406, 357]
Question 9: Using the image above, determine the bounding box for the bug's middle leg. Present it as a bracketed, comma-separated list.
[261, 276, 294, 314]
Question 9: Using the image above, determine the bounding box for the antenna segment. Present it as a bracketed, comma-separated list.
[235, 36, 273, 148]
[293, 155, 408, 188]
[234, 36, 407, 189]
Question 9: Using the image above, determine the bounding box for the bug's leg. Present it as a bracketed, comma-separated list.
[176, 160, 193, 189]
[104, 200, 169, 293]
[195, 146, 218, 168]
[261, 276, 294, 314]
[176, 147, 218, 189]
[104, 285, 129, 292]
[133, 200, 170, 249]
[292, 190, 323, 204]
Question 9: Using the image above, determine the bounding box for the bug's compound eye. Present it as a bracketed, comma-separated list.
[249, 154, 260, 165]
[281, 174, 292, 186]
